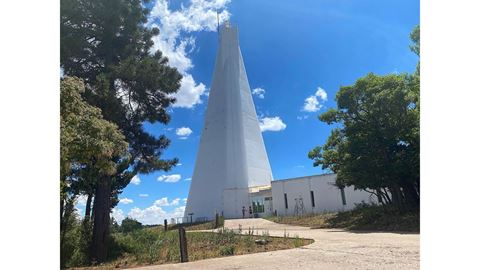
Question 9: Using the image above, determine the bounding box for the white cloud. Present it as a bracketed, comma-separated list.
[126, 204, 186, 225]
[128, 205, 167, 225]
[259, 116, 287, 132]
[130, 175, 141, 185]
[183, 198, 188, 204]
[172, 206, 186, 218]
[154, 197, 170, 206]
[204, 88, 210, 97]
[176, 127, 193, 139]
[296, 115, 309, 120]
[158, 174, 182, 183]
[154, 197, 181, 207]
[303, 86, 328, 112]
[111, 208, 125, 223]
[252, 87, 266, 98]
[170, 198, 180, 206]
[315, 87, 328, 102]
[172, 74, 206, 108]
[76, 194, 88, 206]
[184, 177, 192, 181]
[139, 194, 149, 197]
[303, 95, 321, 112]
[119, 198, 133, 205]
[177, 163, 183, 166]
[148, 0, 231, 109]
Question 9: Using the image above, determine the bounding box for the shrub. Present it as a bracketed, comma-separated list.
[353, 200, 371, 210]
[121, 217, 143, 233]
[293, 235, 303, 247]
[61, 217, 93, 268]
[61, 219, 81, 268]
[219, 245, 235, 256]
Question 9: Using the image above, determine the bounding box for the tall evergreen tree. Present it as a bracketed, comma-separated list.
[61, 0, 182, 261]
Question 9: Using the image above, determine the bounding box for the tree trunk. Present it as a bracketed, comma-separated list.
[376, 188, 384, 205]
[402, 182, 420, 208]
[390, 186, 403, 209]
[85, 193, 93, 220]
[60, 198, 65, 222]
[382, 188, 392, 204]
[91, 176, 111, 263]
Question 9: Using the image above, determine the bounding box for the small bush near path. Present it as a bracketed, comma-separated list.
[266, 205, 419, 232]
[68, 226, 312, 269]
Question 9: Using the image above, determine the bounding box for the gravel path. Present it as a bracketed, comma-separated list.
[133, 218, 419, 270]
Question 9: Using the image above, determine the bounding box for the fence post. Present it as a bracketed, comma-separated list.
[164, 219, 168, 232]
[215, 213, 219, 228]
[178, 227, 188, 262]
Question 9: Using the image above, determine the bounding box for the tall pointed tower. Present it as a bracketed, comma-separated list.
[185, 23, 273, 220]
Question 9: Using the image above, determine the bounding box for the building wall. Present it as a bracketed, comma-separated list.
[271, 174, 376, 216]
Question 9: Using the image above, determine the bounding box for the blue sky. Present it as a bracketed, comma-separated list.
[76, 0, 419, 224]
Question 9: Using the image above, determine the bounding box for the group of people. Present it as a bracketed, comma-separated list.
[241, 205, 253, 218]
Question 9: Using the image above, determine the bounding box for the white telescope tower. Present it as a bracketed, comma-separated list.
[185, 22, 273, 220]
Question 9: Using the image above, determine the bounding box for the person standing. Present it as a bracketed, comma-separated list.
[242, 206, 246, 218]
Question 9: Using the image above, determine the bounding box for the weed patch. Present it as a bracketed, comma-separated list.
[68, 225, 312, 269]
[266, 205, 419, 232]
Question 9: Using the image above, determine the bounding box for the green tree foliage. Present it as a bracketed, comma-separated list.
[61, 76, 129, 267]
[110, 217, 121, 234]
[308, 26, 420, 209]
[120, 218, 143, 233]
[410, 25, 420, 76]
[60, 197, 78, 267]
[410, 25, 420, 57]
[61, 0, 182, 261]
[60, 76, 128, 187]
[60, 76, 128, 217]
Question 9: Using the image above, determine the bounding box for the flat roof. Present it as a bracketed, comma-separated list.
[272, 172, 336, 183]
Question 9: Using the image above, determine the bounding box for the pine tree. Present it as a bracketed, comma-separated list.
[61, 0, 182, 261]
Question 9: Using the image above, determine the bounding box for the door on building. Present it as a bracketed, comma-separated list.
[251, 197, 265, 217]
[264, 196, 273, 215]
[250, 196, 273, 217]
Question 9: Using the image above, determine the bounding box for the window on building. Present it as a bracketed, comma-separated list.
[310, 190, 315, 207]
[340, 188, 346, 205]
[284, 193, 288, 209]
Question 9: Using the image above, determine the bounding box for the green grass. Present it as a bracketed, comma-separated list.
[69, 226, 313, 269]
[266, 205, 419, 232]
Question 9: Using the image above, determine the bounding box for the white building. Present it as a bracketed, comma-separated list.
[185, 23, 376, 221]
[270, 174, 376, 217]
[184, 22, 273, 221]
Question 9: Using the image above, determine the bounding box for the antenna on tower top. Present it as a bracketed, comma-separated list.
[216, 10, 220, 42]
[217, 11, 220, 33]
